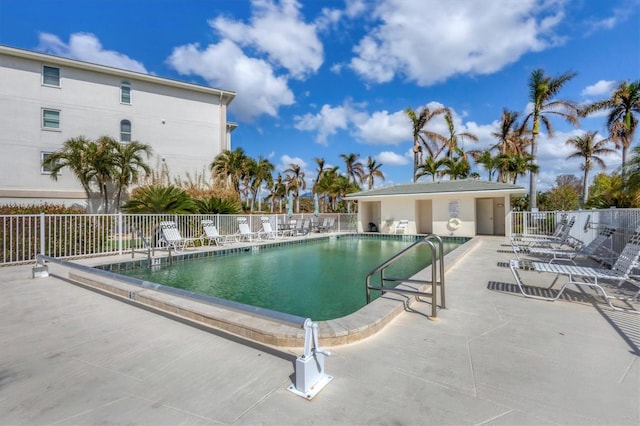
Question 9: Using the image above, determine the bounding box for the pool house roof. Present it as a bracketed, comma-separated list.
[345, 179, 526, 199]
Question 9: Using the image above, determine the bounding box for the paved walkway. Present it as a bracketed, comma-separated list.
[0, 237, 638, 425]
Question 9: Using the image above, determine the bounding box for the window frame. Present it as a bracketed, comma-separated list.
[120, 80, 132, 104]
[42, 108, 61, 130]
[120, 119, 132, 142]
[41, 151, 59, 175]
[42, 65, 61, 87]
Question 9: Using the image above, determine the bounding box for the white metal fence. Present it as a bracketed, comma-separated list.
[4, 209, 639, 266]
[1, 213, 357, 266]
[508, 208, 640, 258]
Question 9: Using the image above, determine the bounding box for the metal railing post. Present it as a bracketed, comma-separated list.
[118, 212, 123, 255]
[39, 213, 45, 256]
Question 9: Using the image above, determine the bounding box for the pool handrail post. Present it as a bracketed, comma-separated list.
[288, 318, 333, 400]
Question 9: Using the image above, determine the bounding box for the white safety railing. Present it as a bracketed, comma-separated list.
[1, 213, 357, 265]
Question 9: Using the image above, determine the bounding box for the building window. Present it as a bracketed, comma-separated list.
[120, 119, 131, 142]
[42, 65, 60, 87]
[41, 152, 59, 174]
[120, 81, 131, 104]
[42, 109, 60, 130]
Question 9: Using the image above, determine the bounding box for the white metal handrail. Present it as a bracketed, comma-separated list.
[365, 234, 445, 320]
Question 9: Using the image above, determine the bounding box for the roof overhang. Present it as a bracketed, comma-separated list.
[0, 45, 236, 105]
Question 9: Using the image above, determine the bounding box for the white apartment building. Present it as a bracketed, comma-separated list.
[0, 45, 236, 211]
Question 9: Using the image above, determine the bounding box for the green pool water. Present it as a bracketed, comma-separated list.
[120, 236, 465, 320]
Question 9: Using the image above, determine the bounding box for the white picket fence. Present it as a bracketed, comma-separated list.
[0, 213, 357, 265]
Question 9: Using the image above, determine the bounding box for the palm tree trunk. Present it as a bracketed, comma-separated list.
[529, 131, 539, 209]
[582, 168, 589, 206]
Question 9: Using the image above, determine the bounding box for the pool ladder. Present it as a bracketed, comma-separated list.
[131, 227, 158, 268]
[365, 234, 445, 321]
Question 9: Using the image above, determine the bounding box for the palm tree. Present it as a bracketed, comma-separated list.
[362, 156, 385, 189]
[112, 140, 152, 210]
[492, 109, 523, 154]
[284, 163, 306, 212]
[499, 153, 539, 184]
[624, 145, 640, 203]
[416, 156, 446, 182]
[580, 80, 640, 178]
[267, 173, 287, 213]
[210, 148, 249, 196]
[473, 150, 500, 181]
[315, 166, 340, 211]
[521, 68, 579, 209]
[441, 156, 470, 180]
[313, 157, 326, 189]
[42, 136, 95, 202]
[443, 111, 478, 159]
[565, 131, 615, 205]
[405, 106, 448, 181]
[340, 153, 364, 184]
[121, 185, 196, 213]
[90, 136, 120, 212]
[249, 156, 274, 212]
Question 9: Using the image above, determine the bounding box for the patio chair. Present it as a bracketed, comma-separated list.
[278, 219, 296, 237]
[294, 218, 311, 236]
[509, 225, 640, 313]
[159, 221, 198, 251]
[201, 220, 236, 246]
[237, 217, 260, 241]
[316, 217, 334, 233]
[259, 217, 278, 240]
[514, 226, 617, 264]
[511, 217, 578, 253]
[395, 220, 408, 234]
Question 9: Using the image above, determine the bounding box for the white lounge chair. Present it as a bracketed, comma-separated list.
[509, 226, 640, 313]
[237, 217, 259, 241]
[201, 220, 236, 246]
[395, 220, 408, 234]
[259, 217, 278, 240]
[511, 217, 578, 253]
[159, 221, 198, 251]
[515, 226, 616, 264]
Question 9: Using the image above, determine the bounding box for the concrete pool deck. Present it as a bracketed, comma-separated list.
[1, 236, 638, 424]
[51, 233, 477, 347]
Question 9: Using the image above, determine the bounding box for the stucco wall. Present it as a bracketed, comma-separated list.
[380, 198, 416, 233]
[355, 191, 518, 237]
[431, 196, 475, 236]
[0, 49, 232, 210]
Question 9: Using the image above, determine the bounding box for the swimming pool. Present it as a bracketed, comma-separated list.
[118, 235, 466, 320]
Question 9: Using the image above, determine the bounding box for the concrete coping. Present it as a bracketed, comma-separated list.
[59, 235, 481, 348]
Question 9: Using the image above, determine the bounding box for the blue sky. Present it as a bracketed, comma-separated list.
[1, 0, 639, 192]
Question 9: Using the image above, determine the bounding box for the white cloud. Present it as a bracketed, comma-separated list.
[352, 109, 409, 145]
[581, 80, 616, 97]
[535, 129, 620, 190]
[293, 104, 349, 145]
[349, 0, 565, 85]
[167, 40, 294, 121]
[377, 151, 409, 166]
[37, 32, 148, 73]
[315, 0, 367, 30]
[210, 0, 323, 79]
[278, 154, 308, 171]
